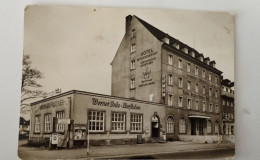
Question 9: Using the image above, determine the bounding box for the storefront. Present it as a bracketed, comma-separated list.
[29, 90, 167, 148]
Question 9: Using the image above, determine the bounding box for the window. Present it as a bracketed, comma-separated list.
[178, 77, 183, 88]
[223, 100, 226, 105]
[130, 78, 135, 89]
[187, 80, 191, 90]
[203, 101, 206, 112]
[35, 116, 40, 133]
[215, 104, 219, 113]
[231, 102, 233, 107]
[178, 58, 182, 69]
[207, 120, 212, 133]
[112, 113, 126, 132]
[130, 60, 135, 70]
[179, 117, 186, 133]
[44, 114, 51, 132]
[203, 86, 206, 95]
[215, 75, 218, 83]
[209, 88, 212, 97]
[187, 63, 191, 72]
[209, 72, 212, 81]
[178, 97, 183, 107]
[202, 69, 206, 78]
[215, 90, 218, 98]
[130, 43, 136, 53]
[88, 111, 105, 132]
[195, 83, 199, 93]
[195, 100, 199, 110]
[168, 74, 173, 85]
[187, 98, 191, 109]
[131, 29, 136, 38]
[227, 101, 230, 106]
[209, 103, 213, 112]
[168, 94, 173, 106]
[231, 113, 234, 119]
[195, 66, 199, 76]
[130, 114, 142, 132]
[215, 121, 219, 134]
[168, 54, 173, 65]
[56, 111, 65, 132]
[167, 116, 174, 133]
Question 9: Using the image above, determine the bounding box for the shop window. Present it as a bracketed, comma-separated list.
[130, 114, 143, 132]
[35, 115, 40, 133]
[202, 69, 206, 78]
[130, 43, 136, 53]
[179, 117, 186, 133]
[44, 114, 51, 132]
[203, 101, 206, 112]
[168, 74, 173, 85]
[203, 86, 206, 95]
[207, 120, 212, 133]
[178, 97, 183, 107]
[130, 78, 135, 89]
[195, 100, 199, 110]
[56, 111, 65, 132]
[168, 94, 173, 106]
[112, 112, 126, 132]
[131, 29, 136, 38]
[187, 98, 191, 109]
[215, 121, 219, 134]
[195, 66, 199, 76]
[178, 77, 183, 88]
[168, 54, 173, 65]
[130, 60, 135, 70]
[167, 116, 174, 133]
[187, 80, 191, 90]
[195, 83, 199, 93]
[88, 111, 105, 132]
[209, 72, 212, 81]
[178, 58, 183, 69]
[187, 63, 191, 72]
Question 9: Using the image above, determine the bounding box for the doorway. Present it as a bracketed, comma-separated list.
[151, 116, 159, 138]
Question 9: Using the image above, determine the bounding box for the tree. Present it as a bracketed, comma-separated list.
[21, 55, 44, 113]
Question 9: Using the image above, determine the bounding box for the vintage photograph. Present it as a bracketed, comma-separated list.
[18, 5, 235, 159]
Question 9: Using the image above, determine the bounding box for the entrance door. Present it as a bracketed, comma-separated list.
[198, 119, 204, 135]
[191, 118, 196, 135]
[151, 116, 159, 138]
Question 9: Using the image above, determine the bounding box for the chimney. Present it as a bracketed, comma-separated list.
[126, 15, 132, 32]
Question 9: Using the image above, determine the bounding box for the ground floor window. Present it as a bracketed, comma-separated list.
[88, 110, 105, 132]
[130, 114, 142, 132]
[111, 112, 126, 132]
[215, 121, 219, 134]
[44, 114, 51, 132]
[56, 111, 65, 132]
[179, 117, 186, 133]
[35, 115, 40, 133]
[207, 120, 212, 133]
[167, 116, 174, 133]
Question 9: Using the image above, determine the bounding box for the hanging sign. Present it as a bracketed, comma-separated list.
[58, 118, 71, 124]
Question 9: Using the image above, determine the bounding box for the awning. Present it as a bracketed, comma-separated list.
[188, 115, 210, 119]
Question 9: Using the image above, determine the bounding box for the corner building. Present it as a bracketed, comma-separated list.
[112, 15, 223, 142]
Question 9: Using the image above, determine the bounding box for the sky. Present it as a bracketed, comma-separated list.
[24, 5, 234, 96]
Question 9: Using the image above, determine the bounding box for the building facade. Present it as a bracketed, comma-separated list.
[112, 15, 223, 142]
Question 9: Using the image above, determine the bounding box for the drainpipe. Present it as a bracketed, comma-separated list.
[67, 97, 72, 148]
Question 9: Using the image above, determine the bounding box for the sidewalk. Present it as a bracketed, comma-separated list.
[18, 140, 235, 160]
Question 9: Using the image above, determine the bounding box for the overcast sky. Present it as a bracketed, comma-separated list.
[24, 5, 234, 96]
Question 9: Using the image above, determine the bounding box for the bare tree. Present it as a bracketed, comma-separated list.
[21, 55, 44, 113]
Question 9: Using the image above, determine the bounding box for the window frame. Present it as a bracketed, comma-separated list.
[111, 112, 126, 133]
[130, 43, 136, 53]
[88, 110, 105, 133]
[187, 80, 191, 91]
[166, 115, 174, 134]
[168, 54, 173, 65]
[44, 113, 52, 133]
[56, 110, 65, 132]
[130, 113, 143, 133]
[207, 120, 212, 134]
[178, 96, 183, 107]
[34, 115, 41, 133]
[195, 66, 199, 76]
[179, 117, 186, 134]
[187, 98, 192, 109]
[168, 93, 173, 106]
[178, 77, 183, 88]
[130, 78, 135, 89]
[178, 58, 183, 69]
[168, 74, 173, 86]
[130, 59, 135, 70]
[187, 62, 191, 72]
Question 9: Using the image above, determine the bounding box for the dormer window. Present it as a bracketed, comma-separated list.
[173, 43, 179, 49]
[191, 52, 195, 58]
[182, 48, 188, 54]
[200, 57, 203, 62]
[163, 37, 169, 44]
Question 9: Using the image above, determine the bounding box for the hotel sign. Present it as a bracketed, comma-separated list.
[92, 98, 141, 110]
[40, 100, 64, 110]
[58, 118, 71, 124]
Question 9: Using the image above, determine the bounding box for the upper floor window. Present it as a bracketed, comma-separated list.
[203, 101, 206, 112]
[56, 111, 65, 132]
[168, 94, 173, 106]
[35, 115, 40, 133]
[178, 97, 183, 107]
[187, 63, 191, 72]
[227, 101, 230, 106]
[187, 98, 191, 109]
[202, 69, 206, 78]
[168, 74, 173, 85]
[88, 110, 105, 132]
[44, 114, 51, 132]
[231, 102, 233, 107]
[195, 83, 199, 93]
[209, 103, 213, 112]
[209, 72, 212, 81]
[209, 87, 212, 97]
[131, 29, 136, 38]
[223, 100, 226, 105]
[195, 100, 199, 110]
[130, 43, 136, 53]
[187, 80, 191, 90]
[130, 60, 135, 70]
[215, 90, 218, 98]
[178, 77, 183, 88]
[130, 78, 135, 89]
[168, 54, 173, 65]
[112, 112, 126, 132]
[215, 104, 219, 113]
[178, 58, 183, 69]
[215, 75, 218, 83]
[203, 86, 206, 95]
[195, 66, 199, 76]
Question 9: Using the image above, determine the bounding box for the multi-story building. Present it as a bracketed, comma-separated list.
[221, 79, 235, 136]
[112, 15, 223, 141]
